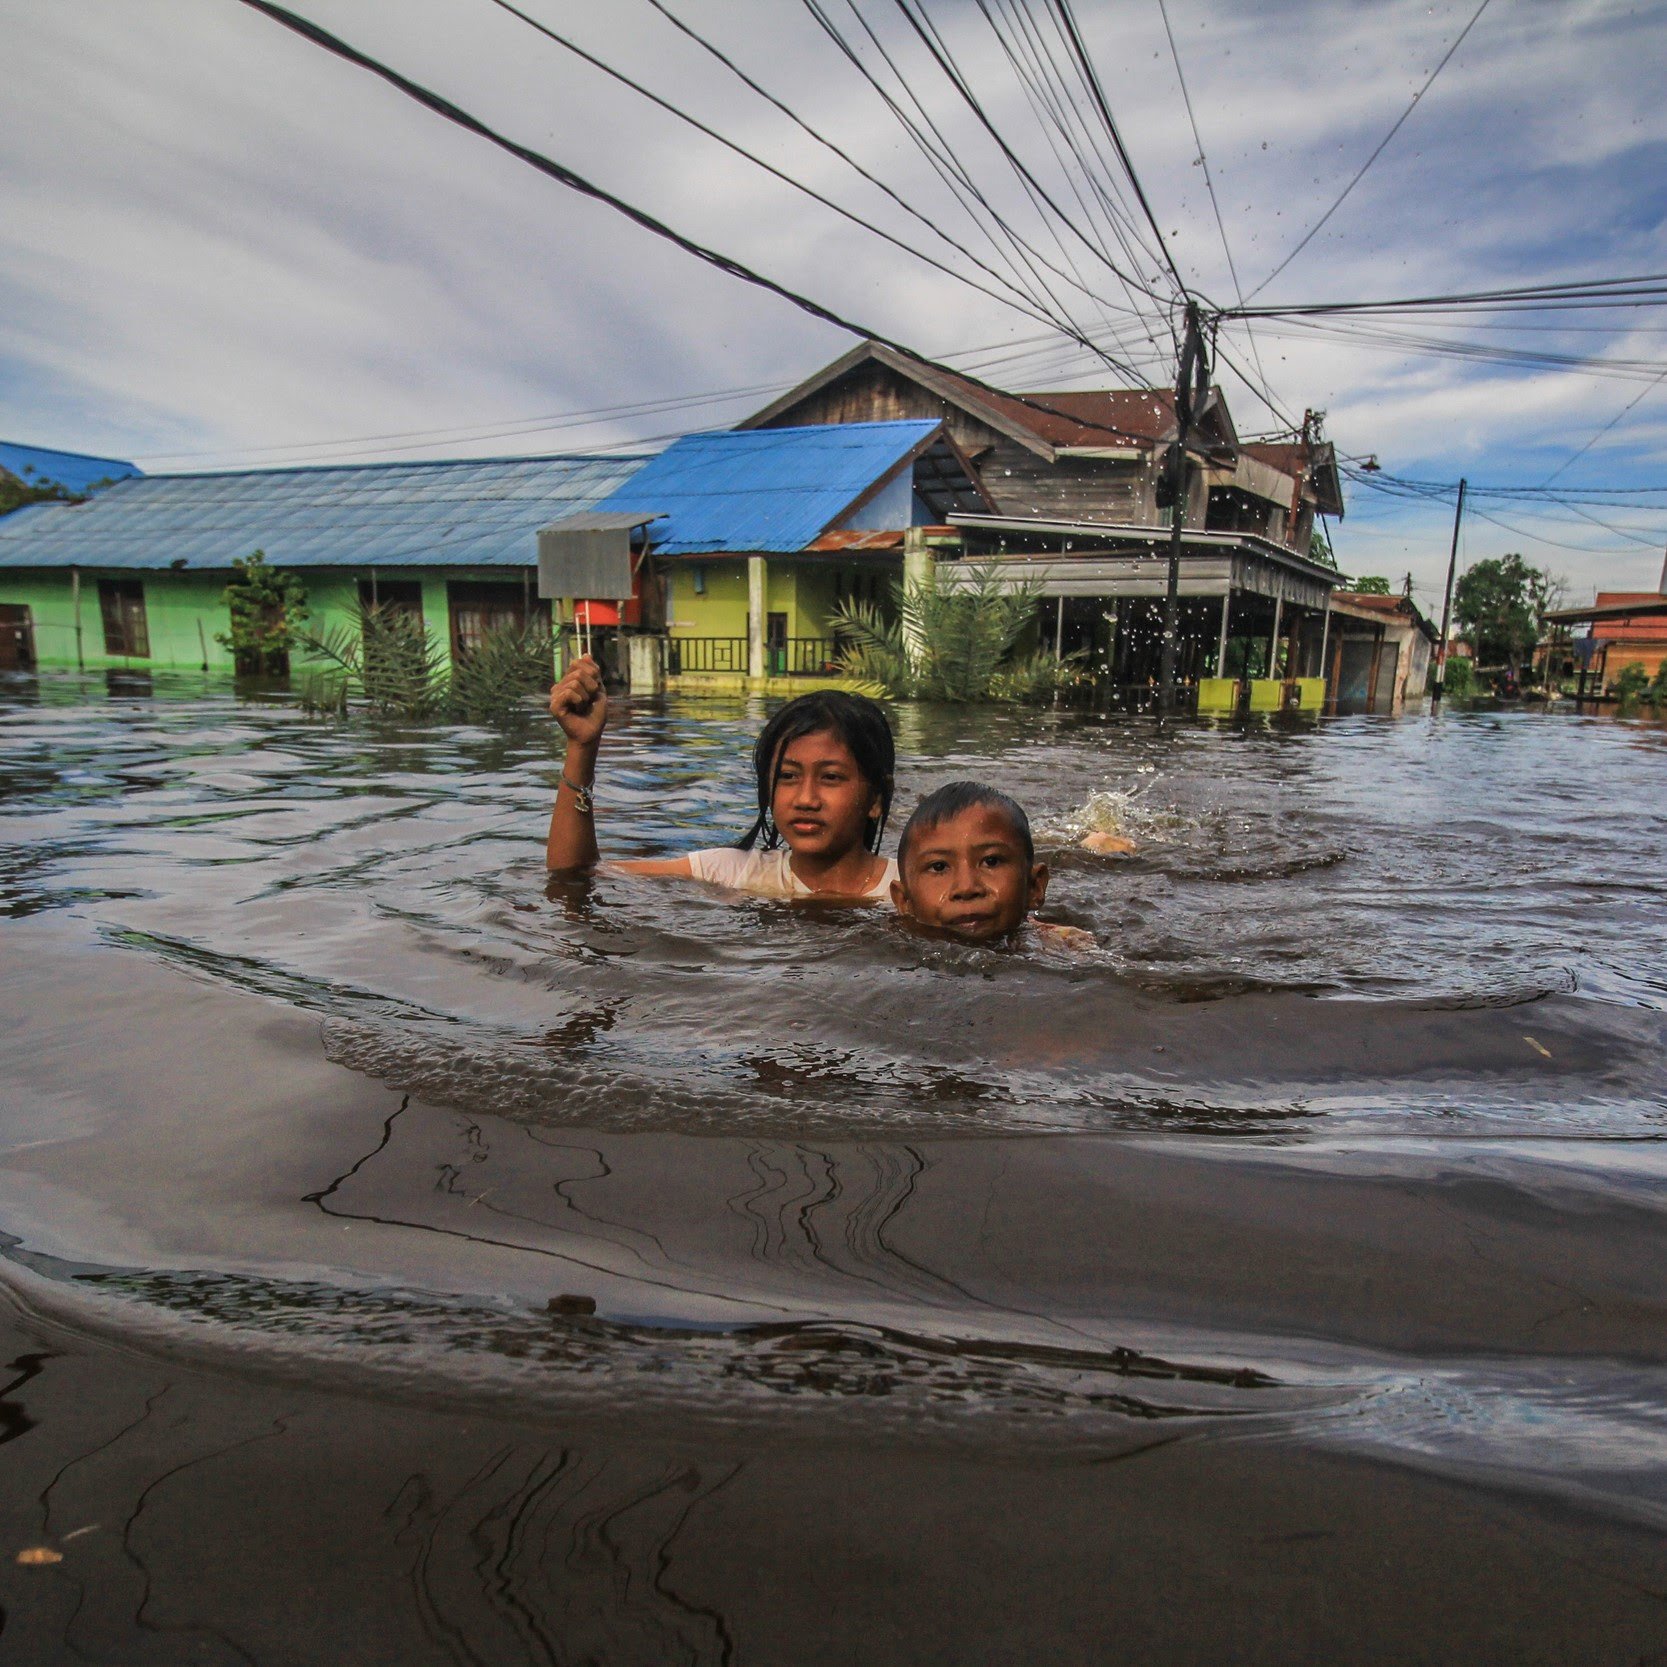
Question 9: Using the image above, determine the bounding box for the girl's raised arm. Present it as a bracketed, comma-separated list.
[545, 655, 691, 877]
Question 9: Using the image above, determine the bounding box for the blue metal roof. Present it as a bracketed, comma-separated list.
[593, 421, 940, 555]
[0, 441, 141, 493]
[0, 453, 651, 571]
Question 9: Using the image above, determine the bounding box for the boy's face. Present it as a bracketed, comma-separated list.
[891, 804, 1048, 942]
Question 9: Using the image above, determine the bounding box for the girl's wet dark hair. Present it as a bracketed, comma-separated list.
[736, 691, 896, 853]
[897, 780, 1033, 869]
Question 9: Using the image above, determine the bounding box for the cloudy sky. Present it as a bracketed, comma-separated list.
[6, 0, 1667, 607]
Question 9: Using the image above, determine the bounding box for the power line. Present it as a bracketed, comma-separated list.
[802, 0, 1127, 337]
[1247, 0, 1493, 300]
[1251, 315, 1667, 382]
[480, 0, 1106, 348]
[638, 0, 1122, 347]
[1154, 0, 1270, 394]
[888, 0, 1178, 305]
[796, 0, 1152, 363]
[132, 378, 795, 464]
[232, 2, 1172, 450]
[1541, 367, 1667, 484]
[1225, 272, 1667, 321]
[974, 0, 1176, 370]
[1046, 0, 1189, 301]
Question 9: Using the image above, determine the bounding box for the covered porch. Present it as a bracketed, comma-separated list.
[947, 514, 1341, 711]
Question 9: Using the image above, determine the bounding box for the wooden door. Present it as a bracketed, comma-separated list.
[0, 604, 34, 669]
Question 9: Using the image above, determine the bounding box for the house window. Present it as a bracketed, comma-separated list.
[98, 578, 149, 658]
[446, 580, 544, 657]
[357, 578, 425, 620]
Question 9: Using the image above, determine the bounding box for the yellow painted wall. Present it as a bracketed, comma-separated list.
[663, 556, 900, 642]
[667, 560, 750, 638]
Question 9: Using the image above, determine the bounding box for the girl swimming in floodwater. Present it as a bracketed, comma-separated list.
[545, 655, 898, 900]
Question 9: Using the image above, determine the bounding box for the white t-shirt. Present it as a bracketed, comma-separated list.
[686, 846, 898, 900]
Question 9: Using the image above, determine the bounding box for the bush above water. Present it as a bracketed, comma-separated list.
[299, 604, 552, 726]
[831, 563, 1077, 703]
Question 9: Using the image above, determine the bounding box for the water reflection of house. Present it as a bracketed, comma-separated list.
[734, 341, 1348, 709]
[1324, 590, 1438, 714]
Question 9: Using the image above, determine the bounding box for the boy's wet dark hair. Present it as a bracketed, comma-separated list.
[897, 781, 1034, 870]
[737, 690, 896, 852]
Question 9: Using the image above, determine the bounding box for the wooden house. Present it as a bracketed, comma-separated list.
[740, 343, 1347, 707]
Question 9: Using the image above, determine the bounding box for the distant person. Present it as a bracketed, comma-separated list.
[546, 655, 897, 900]
[890, 780, 1093, 949]
[1080, 829, 1136, 856]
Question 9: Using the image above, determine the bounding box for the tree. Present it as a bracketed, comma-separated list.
[1308, 529, 1338, 570]
[217, 550, 310, 675]
[1453, 552, 1550, 676]
[1, 468, 82, 518]
[1348, 575, 1392, 595]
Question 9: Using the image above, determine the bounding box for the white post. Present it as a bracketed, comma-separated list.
[902, 527, 931, 669]
[747, 555, 767, 682]
[1054, 595, 1065, 659]
[1216, 592, 1230, 676]
[1269, 594, 1283, 680]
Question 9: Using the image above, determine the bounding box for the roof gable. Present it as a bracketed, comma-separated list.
[1242, 439, 1345, 517]
[737, 340, 1240, 462]
[0, 441, 141, 494]
[595, 420, 944, 555]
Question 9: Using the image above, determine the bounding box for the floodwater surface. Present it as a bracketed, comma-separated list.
[2, 674, 1666, 1664]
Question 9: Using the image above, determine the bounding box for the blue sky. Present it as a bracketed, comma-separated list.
[5, 0, 1666, 609]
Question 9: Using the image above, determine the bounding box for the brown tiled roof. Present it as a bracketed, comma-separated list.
[805, 529, 906, 551]
[1242, 441, 1305, 474]
[955, 382, 1176, 447]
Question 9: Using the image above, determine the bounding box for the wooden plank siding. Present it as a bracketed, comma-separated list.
[751, 359, 1181, 528]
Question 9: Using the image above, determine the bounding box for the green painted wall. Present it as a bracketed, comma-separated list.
[0, 569, 236, 670]
[0, 566, 543, 671]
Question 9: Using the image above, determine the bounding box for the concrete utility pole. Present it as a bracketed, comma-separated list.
[1432, 478, 1467, 704]
[1159, 303, 1209, 715]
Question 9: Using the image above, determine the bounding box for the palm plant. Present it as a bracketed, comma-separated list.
[448, 619, 557, 725]
[298, 603, 553, 725]
[831, 562, 1075, 702]
[299, 602, 448, 720]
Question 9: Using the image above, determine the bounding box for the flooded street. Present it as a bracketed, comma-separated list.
[3, 675, 1667, 1663]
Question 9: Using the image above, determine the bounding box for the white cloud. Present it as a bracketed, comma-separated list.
[3, 0, 1665, 592]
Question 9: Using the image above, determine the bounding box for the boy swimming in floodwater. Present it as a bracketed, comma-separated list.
[890, 780, 1093, 949]
[546, 655, 898, 900]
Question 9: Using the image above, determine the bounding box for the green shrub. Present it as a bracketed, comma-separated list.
[298, 604, 551, 726]
[1440, 655, 1475, 696]
[218, 550, 309, 675]
[1613, 662, 1651, 709]
[448, 619, 556, 725]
